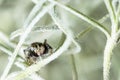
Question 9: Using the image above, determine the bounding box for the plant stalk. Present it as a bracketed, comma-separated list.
[70, 55, 78, 80]
[103, 34, 117, 80]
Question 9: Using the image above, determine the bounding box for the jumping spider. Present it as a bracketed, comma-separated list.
[24, 39, 52, 65]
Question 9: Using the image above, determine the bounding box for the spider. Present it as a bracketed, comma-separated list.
[24, 39, 52, 65]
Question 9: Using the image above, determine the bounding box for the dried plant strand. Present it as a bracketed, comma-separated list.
[48, 0, 110, 38]
[12, 36, 72, 80]
[0, 3, 54, 80]
[103, 34, 118, 80]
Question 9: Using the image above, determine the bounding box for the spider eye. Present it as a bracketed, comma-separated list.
[33, 45, 37, 48]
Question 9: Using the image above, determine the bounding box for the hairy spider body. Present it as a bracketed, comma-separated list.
[24, 40, 52, 65]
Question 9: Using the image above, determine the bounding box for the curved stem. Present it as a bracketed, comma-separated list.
[48, 6, 81, 53]
[12, 36, 72, 80]
[48, 0, 110, 38]
[0, 3, 54, 80]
